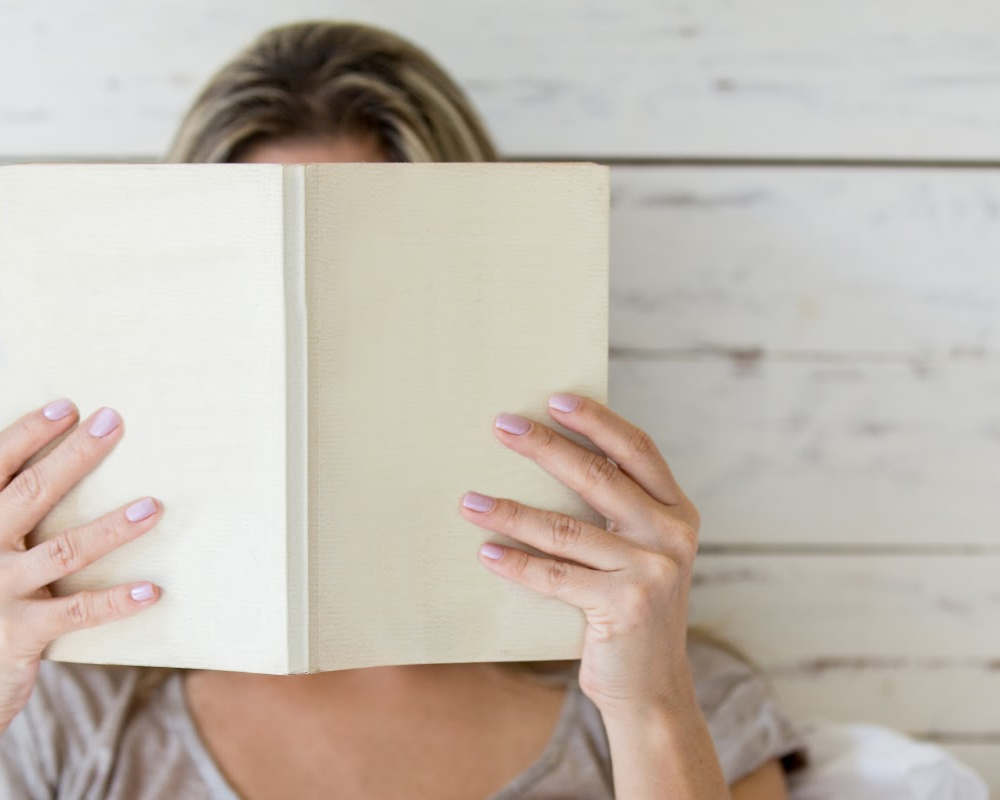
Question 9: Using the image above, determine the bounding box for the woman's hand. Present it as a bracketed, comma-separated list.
[0, 399, 162, 734]
[458, 392, 701, 720]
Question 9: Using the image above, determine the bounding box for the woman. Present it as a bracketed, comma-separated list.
[0, 20, 808, 799]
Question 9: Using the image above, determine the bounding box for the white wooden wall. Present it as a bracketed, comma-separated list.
[2, 0, 998, 791]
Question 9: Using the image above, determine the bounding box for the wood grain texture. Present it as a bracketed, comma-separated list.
[610, 167, 1000, 355]
[691, 555, 1000, 664]
[610, 358, 1000, 546]
[2, 1, 1000, 159]
[1, 1, 996, 788]
[773, 668, 1000, 737]
[691, 555, 1000, 744]
[615, 166, 1000, 790]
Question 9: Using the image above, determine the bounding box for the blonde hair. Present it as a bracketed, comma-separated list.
[162, 19, 497, 164]
[139, 17, 759, 702]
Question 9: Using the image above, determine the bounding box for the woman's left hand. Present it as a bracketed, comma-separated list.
[458, 391, 701, 720]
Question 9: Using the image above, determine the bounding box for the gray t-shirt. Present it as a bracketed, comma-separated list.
[0, 636, 808, 798]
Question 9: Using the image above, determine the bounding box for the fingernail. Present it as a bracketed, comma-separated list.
[43, 398, 74, 421]
[125, 497, 157, 522]
[130, 583, 155, 602]
[495, 413, 531, 435]
[462, 491, 496, 512]
[88, 407, 121, 437]
[480, 543, 504, 560]
[548, 393, 581, 412]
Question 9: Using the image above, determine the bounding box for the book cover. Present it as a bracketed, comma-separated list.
[0, 162, 609, 673]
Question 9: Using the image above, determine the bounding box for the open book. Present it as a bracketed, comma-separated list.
[0, 162, 609, 673]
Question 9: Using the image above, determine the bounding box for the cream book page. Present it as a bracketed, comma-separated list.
[0, 164, 294, 673]
[303, 163, 609, 671]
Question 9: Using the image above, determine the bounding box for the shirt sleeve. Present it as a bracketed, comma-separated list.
[0, 661, 68, 799]
[0, 660, 142, 800]
[687, 633, 810, 786]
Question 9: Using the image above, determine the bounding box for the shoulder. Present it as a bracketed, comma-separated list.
[686, 632, 810, 785]
[0, 660, 146, 796]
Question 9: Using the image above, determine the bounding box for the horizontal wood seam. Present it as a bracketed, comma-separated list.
[770, 656, 1000, 673]
[4, 155, 1000, 171]
[697, 544, 1000, 555]
[513, 156, 1000, 170]
[609, 346, 1000, 363]
[921, 732, 1000, 745]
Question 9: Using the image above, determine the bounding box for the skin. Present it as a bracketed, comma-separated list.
[0, 132, 789, 799]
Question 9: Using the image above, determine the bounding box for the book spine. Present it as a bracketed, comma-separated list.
[283, 165, 310, 672]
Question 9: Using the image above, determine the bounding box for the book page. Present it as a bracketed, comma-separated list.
[305, 163, 608, 671]
[0, 164, 293, 672]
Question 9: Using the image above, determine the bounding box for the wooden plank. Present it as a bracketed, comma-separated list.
[770, 668, 1000, 737]
[690, 555, 1000, 736]
[939, 746, 1000, 796]
[610, 167, 1000, 355]
[3, 2, 1000, 159]
[690, 555, 1000, 660]
[610, 358, 1000, 545]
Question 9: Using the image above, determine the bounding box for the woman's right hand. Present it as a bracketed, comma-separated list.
[0, 398, 162, 735]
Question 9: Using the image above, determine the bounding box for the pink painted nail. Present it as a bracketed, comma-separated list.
[495, 413, 531, 435]
[43, 398, 74, 421]
[548, 393, 581, 412]
[130, 583, 155, 602]
[88, 407, 121, 437]
[480, 543, 504, 560]
[462, 491, 495, 512]
[125, 497, 157, 522]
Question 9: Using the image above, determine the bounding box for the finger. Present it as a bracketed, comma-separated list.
[546, 393, 685, 507]
[25, 581, 160, 648]
[0, 398, 80, 493]
[11, 497, 163, 596]
[476, 539, 608, 612]
[0, 406, 125, 547]
[459, 492, 632, 572]
[492, 411, 661, 530]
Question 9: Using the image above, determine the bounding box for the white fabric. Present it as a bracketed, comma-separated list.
[788, 720, 989, 800]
